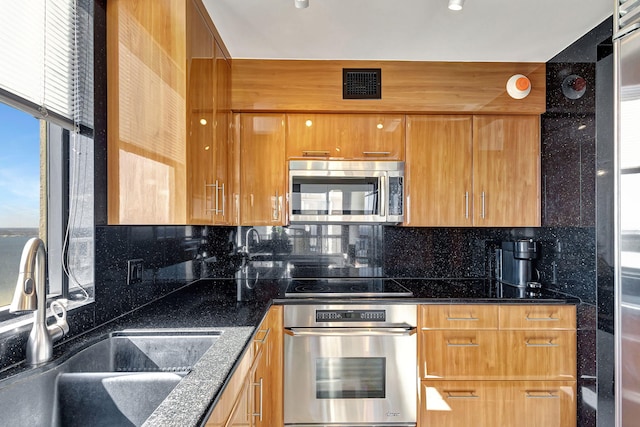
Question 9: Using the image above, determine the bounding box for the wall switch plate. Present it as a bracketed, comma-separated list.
[127, 259, 144, 285]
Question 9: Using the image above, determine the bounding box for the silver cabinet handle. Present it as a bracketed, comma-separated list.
[465, 192, 469, 219]
[302, 150, 330, 156]
[446, 316, 479, 321]
[525, 391, 559, 399]
[252, 378, 263, 421]
[446, 340, 479, 347]
[362, 151, 391, 156]
[272, 190, 280, 221]
[481, 191, 486, 219]
[525, 339, 559, 347]
[214, 180, 219, 214]
[254, 328, 270, 344]
[220, 183, 225, 217]
[525, 314, 560, 321]
[446, 391, 480, 399]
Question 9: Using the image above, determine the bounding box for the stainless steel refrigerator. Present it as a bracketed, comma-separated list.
[615, 1, 640, 425]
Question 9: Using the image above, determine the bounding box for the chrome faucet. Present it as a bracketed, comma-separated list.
[9, 238, 69, 366]
[242, 228, 261, 258]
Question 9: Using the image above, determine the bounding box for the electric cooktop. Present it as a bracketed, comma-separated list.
[284, 277, 413, 298]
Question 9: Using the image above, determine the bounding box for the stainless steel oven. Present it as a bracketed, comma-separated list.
[284, 304, 417, 426]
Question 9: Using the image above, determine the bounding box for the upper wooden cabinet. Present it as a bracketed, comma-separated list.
[405, 115, 540, 227]
[239, 114, 287, 226]
[107, 0, 231, 225]
[405, 115, 473, 226]
[473, 115, 541, 227]
[286, 114, 405, 160]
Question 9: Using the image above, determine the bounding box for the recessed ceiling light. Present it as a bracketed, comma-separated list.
[448, 0, 465, 11]
[295, 0, 309, 9]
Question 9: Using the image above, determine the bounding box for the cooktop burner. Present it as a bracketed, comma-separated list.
[284, 277, 413, 298]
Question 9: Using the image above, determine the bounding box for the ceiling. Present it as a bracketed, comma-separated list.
[202, 0, 613, 62]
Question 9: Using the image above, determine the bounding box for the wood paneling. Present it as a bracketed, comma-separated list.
[232, 60, 546, 114]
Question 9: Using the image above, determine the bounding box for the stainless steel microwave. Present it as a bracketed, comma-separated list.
[288, 160, 404, 224]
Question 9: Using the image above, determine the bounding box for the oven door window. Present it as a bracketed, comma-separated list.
[291, 177, 380, 215]
[316, 357, 385, 399]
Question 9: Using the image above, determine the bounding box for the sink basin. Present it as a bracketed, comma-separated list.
[66, 329, 222, 373]
[0, 328, 222, 427]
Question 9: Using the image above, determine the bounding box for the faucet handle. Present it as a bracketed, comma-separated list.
[48, 300, 69, 341]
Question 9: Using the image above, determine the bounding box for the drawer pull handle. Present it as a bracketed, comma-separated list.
[446, 316, 479, 321]
[446, 340, 479, 347]
[362, 151, 391, 155]
[525, 391, 559, 399]
[525, 339, 558, 347]
[302, 150, 330, 156]
[446, 391, 479, 399]
[254, 328, 270, 344]
[525, 314, 560, 321]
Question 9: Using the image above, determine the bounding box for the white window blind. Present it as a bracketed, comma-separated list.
[0, 0, 81, 129]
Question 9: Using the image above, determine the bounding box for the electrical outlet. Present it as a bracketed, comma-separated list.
[127, 259, 144, 285]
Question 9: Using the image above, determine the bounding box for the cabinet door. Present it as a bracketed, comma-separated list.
[286, 114, 404, 160]
[107, 0, 187, 224]
[213, 41, 231, 224]
[340, 114, 405, 159]
[420, 380, 500, 427]
[473, 115, 541, 226]
[252, 306, 283, 427]
[499, 305, 576, 330]
[240, 114, 287, 225]
[226, 377, 252, 427]
[187, 0, 216, 224]
[405, 115, 473, 226]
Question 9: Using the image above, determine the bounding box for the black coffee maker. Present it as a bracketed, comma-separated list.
[496, 239, 539, 287]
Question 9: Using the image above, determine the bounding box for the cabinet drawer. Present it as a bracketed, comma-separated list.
[499, 305, 576, 330]
[421, 305, 499, 330]
[421, 330, 576, 380]
[421, 380, 501, 427]
[420, 380, 576, 427]
[421, 330, 499, 379]
[499, 331, 576, 380]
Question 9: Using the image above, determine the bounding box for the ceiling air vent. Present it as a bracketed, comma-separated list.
[343, 68, 381, 99]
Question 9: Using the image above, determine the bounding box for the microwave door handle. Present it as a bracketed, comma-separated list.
[285, 327, 417, 337]
[379, 175, 386, 217]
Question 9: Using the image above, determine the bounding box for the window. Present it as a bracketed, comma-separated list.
[0, 0, 94, 319]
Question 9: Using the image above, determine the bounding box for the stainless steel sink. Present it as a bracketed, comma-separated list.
[0, 328, 222, 427]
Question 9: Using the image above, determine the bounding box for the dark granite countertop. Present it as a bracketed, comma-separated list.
[0, 276, 580, 427]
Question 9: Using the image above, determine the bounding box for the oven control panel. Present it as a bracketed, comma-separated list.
[316, 310, 386, 322]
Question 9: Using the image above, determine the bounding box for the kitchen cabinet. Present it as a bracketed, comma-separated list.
[238, 114, 287, 226]
[418, 304, 576, 427]
[205, 306, 283, 427]
[188, 33, 232, 224]
[405, 115, 540, 227]
[286, 114, 405, 160]
[107, 0, 231, 225]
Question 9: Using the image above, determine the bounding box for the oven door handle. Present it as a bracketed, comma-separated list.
[284, 327, 417, 336]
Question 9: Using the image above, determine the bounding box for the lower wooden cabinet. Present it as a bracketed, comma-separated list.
[421, 380, 576, 427]
[205, 306, 283, 427]
[419, 304, 577, 427]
